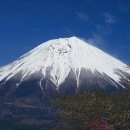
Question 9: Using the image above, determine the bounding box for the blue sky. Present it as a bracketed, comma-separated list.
[0, 0, 130, 66]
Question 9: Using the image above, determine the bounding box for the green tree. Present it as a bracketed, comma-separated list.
[55, 89, 130, 130]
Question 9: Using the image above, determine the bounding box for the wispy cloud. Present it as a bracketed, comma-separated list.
[79, 33, 128, 62]
[76, 12, 89, 21]
[63, 28, 76, 36]
[87, 32, 106, 47]
[95, 24, 112, 36]
[86, 33, 122, 60]
[103, 13, 116, 24]
[117, 2, 130, 12]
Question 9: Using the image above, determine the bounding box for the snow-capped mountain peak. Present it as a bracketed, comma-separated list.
[0, 36, 130, 90]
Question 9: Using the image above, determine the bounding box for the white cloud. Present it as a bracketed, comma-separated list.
[103, 13, 116, 24]
[87, 32, 106, 47]
[76, 12, 89, 21]
[63, 28, 76, 36]
[118, 3, 130, 12]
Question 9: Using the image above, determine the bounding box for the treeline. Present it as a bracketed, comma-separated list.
[55, 89, 130, 130]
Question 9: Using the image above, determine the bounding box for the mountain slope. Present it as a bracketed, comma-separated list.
[0, 37, 130, 98]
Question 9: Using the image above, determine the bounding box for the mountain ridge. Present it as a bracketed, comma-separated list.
[0, 36, 130, 98]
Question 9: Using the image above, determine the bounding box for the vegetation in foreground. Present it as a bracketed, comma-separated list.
[55, 89, 130, 130]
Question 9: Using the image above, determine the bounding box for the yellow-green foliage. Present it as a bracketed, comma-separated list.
[55, 89, 130, 129]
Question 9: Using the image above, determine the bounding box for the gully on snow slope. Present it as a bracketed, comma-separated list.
[0, 37, 130, 98]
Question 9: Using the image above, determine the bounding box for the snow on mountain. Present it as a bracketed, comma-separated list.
[0, 36, 130, 90]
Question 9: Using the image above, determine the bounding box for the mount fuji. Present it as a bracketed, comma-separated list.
[0, 37, 130, 100]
